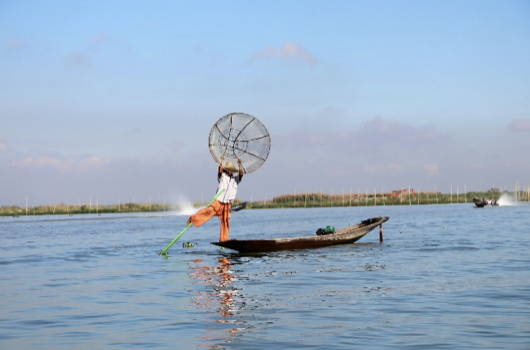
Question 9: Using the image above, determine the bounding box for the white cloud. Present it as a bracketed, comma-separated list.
[249, 41, 317, 67]
[76, 156, 109, 173]
[10, 156, 70, 172]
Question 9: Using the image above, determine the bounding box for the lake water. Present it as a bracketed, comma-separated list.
[1, 202, 529, 349]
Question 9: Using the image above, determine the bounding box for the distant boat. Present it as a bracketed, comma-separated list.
[231, 201, 247, 212]
[473, 198, 498, 208]
[212, 216, 389, 253]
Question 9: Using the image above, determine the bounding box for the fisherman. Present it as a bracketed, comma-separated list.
[187, 157, 243, 242]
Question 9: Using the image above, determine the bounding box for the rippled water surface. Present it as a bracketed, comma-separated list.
[1, 203, 529, 349]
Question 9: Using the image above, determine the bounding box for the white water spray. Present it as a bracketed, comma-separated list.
[173, 201, 197, 216]
[167, 193, 200, 216]
[497, 193, 516, 206]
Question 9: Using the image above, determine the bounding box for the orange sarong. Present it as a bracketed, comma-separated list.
[189, 200, 232, 242]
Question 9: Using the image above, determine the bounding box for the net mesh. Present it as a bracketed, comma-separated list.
[209, 113, 271, 174]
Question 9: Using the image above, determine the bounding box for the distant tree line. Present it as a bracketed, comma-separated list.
[3, 187, 528, 216]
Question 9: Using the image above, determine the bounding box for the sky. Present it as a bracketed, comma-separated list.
[1, 0, 530, 207]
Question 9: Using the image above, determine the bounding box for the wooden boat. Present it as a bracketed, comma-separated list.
[211, 216, 389, 253]
[231, 201, 247, 212]
[474, 199, 487, 207]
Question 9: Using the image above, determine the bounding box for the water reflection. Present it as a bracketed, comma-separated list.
[190, 256, 242, 348]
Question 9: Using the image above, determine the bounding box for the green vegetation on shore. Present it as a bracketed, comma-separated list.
[2, 188, 528, 217]
[248, 188, 525, 209]
[1, 202, 173, 217]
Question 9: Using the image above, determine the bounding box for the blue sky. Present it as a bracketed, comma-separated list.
[1, 0, 529, 206]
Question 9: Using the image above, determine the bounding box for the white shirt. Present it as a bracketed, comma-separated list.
[217, 172, 240, 203]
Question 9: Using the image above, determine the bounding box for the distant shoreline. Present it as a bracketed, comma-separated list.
[2, 190, 527, 217]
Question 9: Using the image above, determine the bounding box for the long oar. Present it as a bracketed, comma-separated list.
[159, 189, 225, 256]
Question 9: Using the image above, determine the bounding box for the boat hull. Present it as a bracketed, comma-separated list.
[473, 199, 498, 207]
[231, 202, 247, 212]
[212, 216, 389, 253]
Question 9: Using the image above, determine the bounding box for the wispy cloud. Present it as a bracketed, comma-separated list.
[468, 162, 484, 169]
[9, 156, 109, 173]
[65, 52, 92, 68]
[64, 33, 109, 69]
[387, 162, 404, 172]
[508, 119, 530, 132]
[361, 162, 406, 175]
[277, 116, 447, 153]
[0, 140, 8, 152]
[360, 117, 446, 146]
[8, 39, 24, 49]
[76, 156, 109, 173]
[423, 162, 440, 175]
[168, 140, 186, 151]
[362, 164, 385, 173]
[91, 33, 109, 45]
[248, 41, 317, 67]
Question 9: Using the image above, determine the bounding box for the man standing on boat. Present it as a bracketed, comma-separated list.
[187, 157, 243, 242]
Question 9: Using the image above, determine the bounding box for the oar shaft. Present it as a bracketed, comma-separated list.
[159, 189, 225, 255]
[159, 223, 192, 255]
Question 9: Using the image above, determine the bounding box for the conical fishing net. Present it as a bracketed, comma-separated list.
[209, 113, 271, 174]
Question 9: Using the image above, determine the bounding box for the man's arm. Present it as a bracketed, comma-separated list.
[218, 157, 224, 181]
[238, 158, 243, 182]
